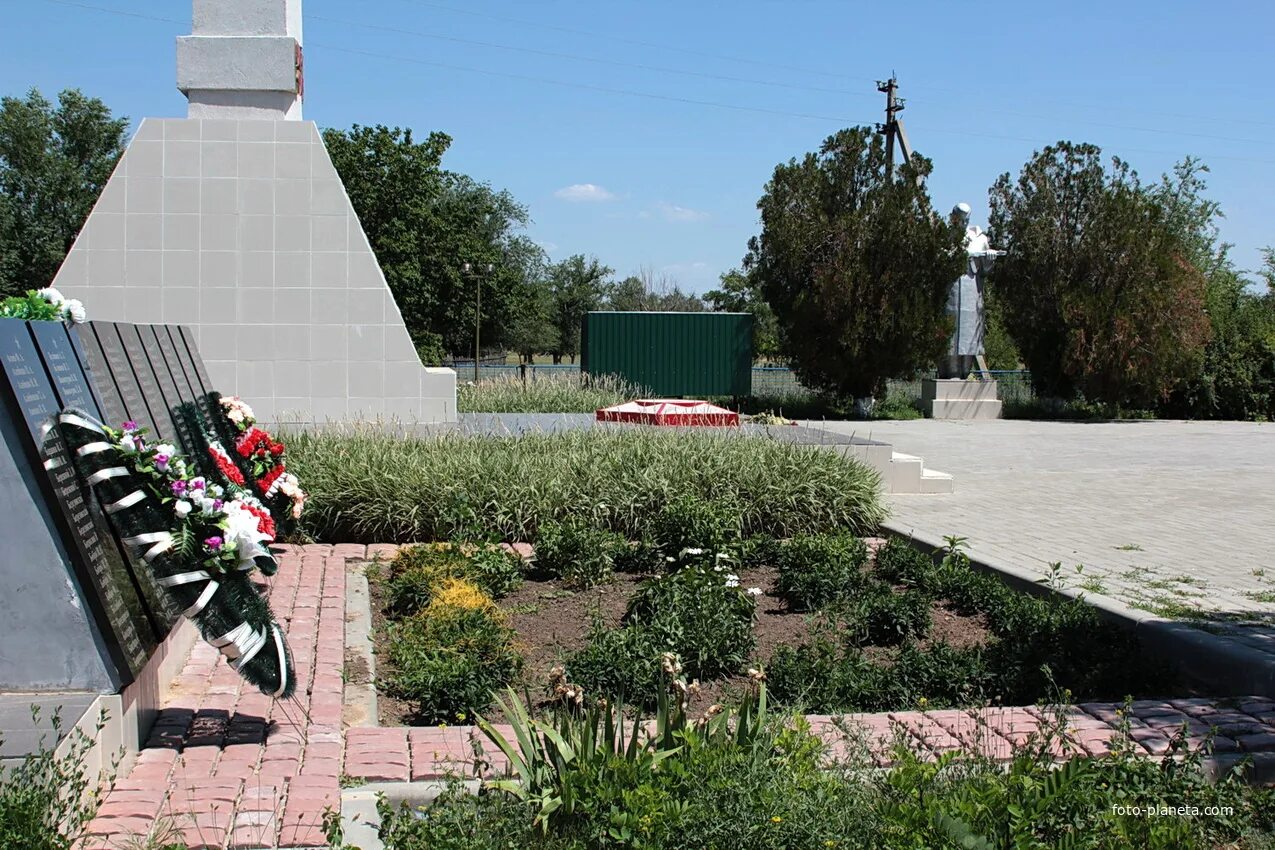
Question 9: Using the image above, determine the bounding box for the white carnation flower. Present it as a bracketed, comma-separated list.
[64, 299, 87, 323]
[174, 500, 192, 518]
[36, 287, 66, 305]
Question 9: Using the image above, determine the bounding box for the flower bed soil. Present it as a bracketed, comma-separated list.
[368, 561, 994, 726]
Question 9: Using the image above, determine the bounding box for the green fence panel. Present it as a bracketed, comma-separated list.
[581, 312, 753, 397]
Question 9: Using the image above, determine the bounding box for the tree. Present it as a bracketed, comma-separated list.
[747, 126, 964, 403]
[0, 88, 127, 298]
[988, 142, 1212, 407]
[606, 268, 706, 312]
[704, 268, 780, 361]
[547, 254, 612, 363]
[324, 124, 544, 361]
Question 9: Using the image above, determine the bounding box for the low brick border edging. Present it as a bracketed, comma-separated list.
[883, 522, 1275, 698]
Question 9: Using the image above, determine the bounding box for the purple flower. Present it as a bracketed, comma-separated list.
[212, 499, 224, 511]
[205, 535, 223, 551]
[122, 420, 137, 431]
[155, 453, 170, 468]
[171, 480, 187, 495]
[190, 477, 206, 490]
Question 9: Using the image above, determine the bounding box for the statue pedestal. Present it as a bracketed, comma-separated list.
[922, 379, 1002, 420]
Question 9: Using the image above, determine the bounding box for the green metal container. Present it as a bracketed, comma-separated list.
[581, 311, 753, 397]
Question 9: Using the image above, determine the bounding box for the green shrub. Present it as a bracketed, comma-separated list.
[385, 544, 521, 613]
[465, 545, 524, 598]
[648, 493, 741, 556]
[383, 605, 522, 723]
[735, 533, 782, 569]
[873, 537, 936, 590]
[842, 587, 933, 646]
[626, 566, 756, 680]
[534, 520, 627, 588]
[775, 533, 870, 610]
[612, 537, 662, 574]
[289, 428, 886, 543]
[564, 624, 665, 708]
[0, 710, 101, 850]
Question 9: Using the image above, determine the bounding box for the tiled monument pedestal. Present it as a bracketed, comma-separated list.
[922, 378, 1003, 420]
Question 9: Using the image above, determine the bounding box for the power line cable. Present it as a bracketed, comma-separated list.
[392, 0, 1275, 131]
[318, 13, 1269, 147]
[33, 0, 1275, 164]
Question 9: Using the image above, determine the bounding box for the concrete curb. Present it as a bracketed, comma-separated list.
[882, 520, 1275, 697]
[342, 561, 378, 729]
[342, 781, 476, 850]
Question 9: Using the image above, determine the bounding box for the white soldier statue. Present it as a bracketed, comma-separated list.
[939, 203, 1002, 379]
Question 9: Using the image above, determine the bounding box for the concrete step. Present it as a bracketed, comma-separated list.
[920, 468, 955, 494]
[928, 398, 1004, 420]
[889, 451, 923, 493]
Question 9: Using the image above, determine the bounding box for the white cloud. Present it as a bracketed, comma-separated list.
[536, 240, 559, 253]
[554, 183, 616, 202]
[656, 202, 710, 223]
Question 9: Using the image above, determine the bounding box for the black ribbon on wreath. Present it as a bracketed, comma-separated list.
[57, 410, 295, 698]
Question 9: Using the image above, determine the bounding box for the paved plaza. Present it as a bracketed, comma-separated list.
[811, 418, 1275, 639]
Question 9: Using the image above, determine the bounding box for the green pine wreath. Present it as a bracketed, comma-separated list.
[57, 410, 295, 698]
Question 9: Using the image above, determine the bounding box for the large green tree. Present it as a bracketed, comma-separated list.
[988, 143, 1212, 407]
[704, 268, 780, 361]
[747, 126, 964, 401]
[0, 88, 127, 298]
[324, 124, 545, 362]
[547, 254, 612, 363]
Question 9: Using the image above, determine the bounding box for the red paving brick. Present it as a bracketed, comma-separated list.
[79, 542, 1275, 849]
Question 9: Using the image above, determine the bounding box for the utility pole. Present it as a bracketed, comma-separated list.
[462, 262, 494, 383]
[877, 75, 913, 181]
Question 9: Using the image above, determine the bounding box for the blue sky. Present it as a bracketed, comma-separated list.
[4, 0, 1273, 293]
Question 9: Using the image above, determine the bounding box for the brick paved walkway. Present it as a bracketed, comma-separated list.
[80, 544, 1275, 849]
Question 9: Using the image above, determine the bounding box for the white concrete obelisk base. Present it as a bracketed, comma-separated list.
[51, 0, 457, 425]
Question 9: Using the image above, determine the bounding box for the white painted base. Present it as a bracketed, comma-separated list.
[923, 379, 1002, 420]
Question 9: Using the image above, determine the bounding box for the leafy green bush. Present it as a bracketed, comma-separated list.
[873, 537, 936, 590]
[563, 623, 664, 708]
[775, 533, 870, 610]
[842, 587, 933, 646]
[625, 565, 756, 680]
[648, 493, 741, 556]
[0, 710, 101, 850]
[383, 604, 522, 723]
[385, 544, 521, 613]
[534, 520, 628, 588]
[465, 545, 525, 598]
[289, 428, 886, 543]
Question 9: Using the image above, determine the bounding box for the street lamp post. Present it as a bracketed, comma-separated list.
[462, 262, 494, 384]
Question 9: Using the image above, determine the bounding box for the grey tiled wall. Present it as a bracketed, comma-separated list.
[54, 118, 456, 425]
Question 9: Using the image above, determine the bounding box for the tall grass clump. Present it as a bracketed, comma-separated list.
[458, 372, 648, 413]
[289, 427, 885, 543]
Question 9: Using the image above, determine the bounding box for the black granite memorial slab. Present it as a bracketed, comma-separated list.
[149, 325, 197, 404]
[178, 326, 213, 394]
[94, 323, 153, 432]
[30, 322, 102, 419]
[166, 326, 207, 400]
[0, 319, 151, 683]
[118, 324, 178, 443]
[71, 323, 128, 427]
